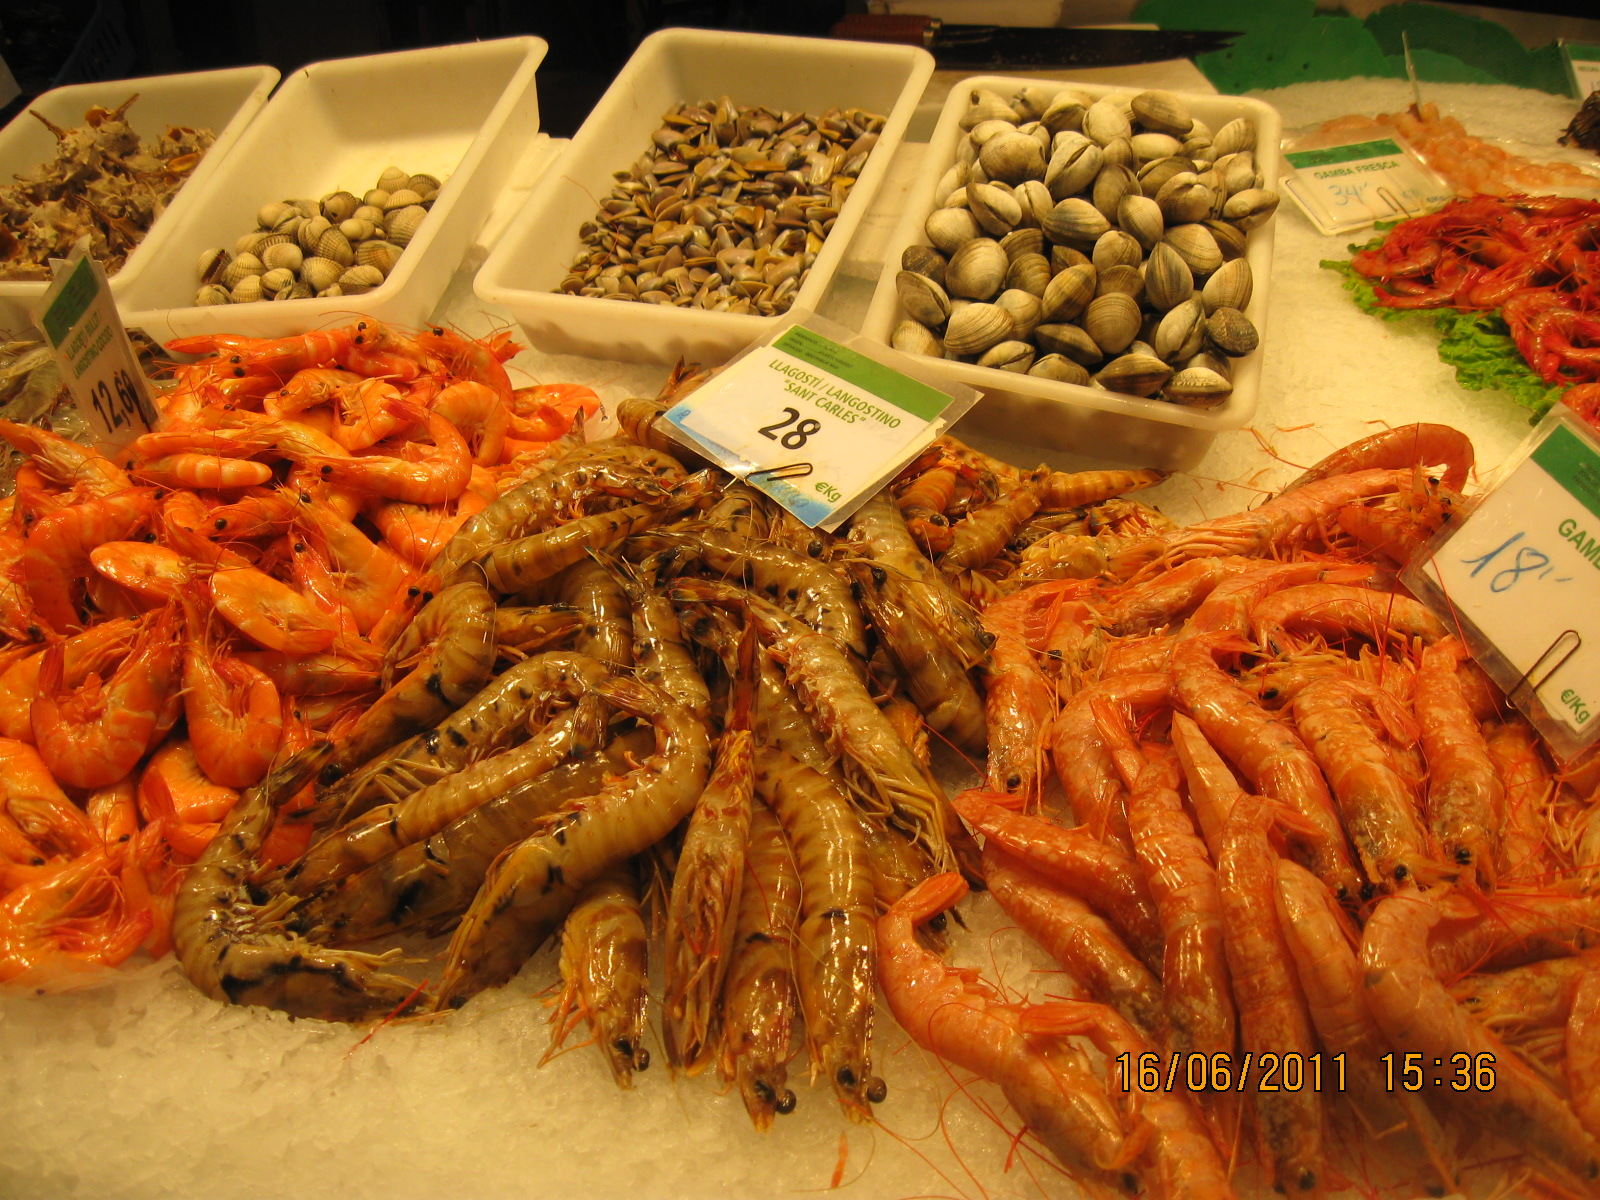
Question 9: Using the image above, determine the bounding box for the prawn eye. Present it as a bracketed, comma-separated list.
[774, 1089, 796, 1115]
[836, 1065, 856, 1089]
[865, 1076, 887, 1104]
[1393, 864, 1409, 882]
[753, 1080, 774, 1103]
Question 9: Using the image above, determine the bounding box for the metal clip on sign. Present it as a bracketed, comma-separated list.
[1402, 408, 1600, 760]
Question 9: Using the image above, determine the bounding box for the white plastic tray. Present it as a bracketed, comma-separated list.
[475, 27, 934, 366]
[117, 37, 546, 345]
[0, 66, 279, 337]
[861, 75, 1282, 472]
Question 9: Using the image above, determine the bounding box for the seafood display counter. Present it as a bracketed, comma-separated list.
[2, 45, 1599, 1200]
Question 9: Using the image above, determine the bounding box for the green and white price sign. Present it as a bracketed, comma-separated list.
[1561, 41, 1600, 101]
[665, 320, 975, 530]
[1281, 137, 1453, 237]
[1404, 411, 1600, 760]
[35, 243, 158, 448]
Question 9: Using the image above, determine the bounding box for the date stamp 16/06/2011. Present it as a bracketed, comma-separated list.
[1115, 1051, 1499, 1095]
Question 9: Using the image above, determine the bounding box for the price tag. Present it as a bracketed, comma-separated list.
[1561, 41, 1600, 101]
[1403, 412, 1600, 760]
[1280, 137, 1453, 237]
[35, 244, 158, 449]
[664, 321, 974, 530]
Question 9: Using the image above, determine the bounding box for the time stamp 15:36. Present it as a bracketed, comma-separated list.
[1115, 1051, 1498, 1093]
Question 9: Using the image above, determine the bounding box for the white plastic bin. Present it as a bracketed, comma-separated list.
[117, 37, 546, 345]
[0, 65, 279, 336]
[475, 28, 934, 366]
[861, 76, 1281, 472]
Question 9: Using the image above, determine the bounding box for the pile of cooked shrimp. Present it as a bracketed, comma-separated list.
[0, 318, 596, 983]
[4, 328, 1597, 1200]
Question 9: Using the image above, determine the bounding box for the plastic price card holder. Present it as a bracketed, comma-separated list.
[1402, 409, 1600, 761]
[1561, 41, 1600, 101]
[1280, 133, 1452, 237]
[35, 240, 157, 449]
[664, 312, 978, 531]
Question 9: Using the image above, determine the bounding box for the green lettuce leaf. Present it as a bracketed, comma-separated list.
[1320, 253, 1569, 420]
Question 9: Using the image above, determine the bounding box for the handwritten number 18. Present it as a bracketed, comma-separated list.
[1461, 532, 1552, 593]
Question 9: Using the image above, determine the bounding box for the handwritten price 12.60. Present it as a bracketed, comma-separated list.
[1461, 531, 1573, 593]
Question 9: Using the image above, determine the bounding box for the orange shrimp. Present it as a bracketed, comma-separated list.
[1291, 676, 1439, 889]
[1172, 632, 1360, 899]
[0, 617, 142, 743]
[289, 489, 414, 635]
[182, 616, 283, 790]
[139, 739, 239, 826]
[1416, 637, 1503, 888]
[1484, 719, 1558, 884]
[513, 382, 598, 429]
[0, 737, 98, 857]
[1095, 701, 1235, 1060]
[330, 378, 410, 451]
[1282, 423, 1475, 492]
[951, 789, 1164, 972]
[167, 325, 356, 380]
[1023, 1001, 1238, 1200]
[371, 492, 491, 568]
[235, 649, 379, 697]
[433, 380, 510, 467]
[1100, 557, 1234, 638]
[303, 403, 471, 504]
[134, 453, 275, 490]
[983, 840, 1167, 1042]
[1272, 858, 1457, 1193]
[0, 849, 152, 987]
[263, 367, 360, 417]
[1567, 969, 1600, 1141]
[0, 418, 131, 496]
[1362, 888, 1600, 1191]
[1124, 468, 1415, 579]
[1216, 793, 1324, 1195]
[0, 530, 49, 643]
[1249, 582, 1449, 656]
[208, 564, 340, 655]
[89, 542, 194, 605]
[1182, 562, 1337, 642]
[21, 487, 157, 632]
[30, 609, 181, 789]
[1049, 671, 1171, 854]
[876, 872, 1136, 1192]
[206, 489, 299, 540]
[413, 325, 516, 407]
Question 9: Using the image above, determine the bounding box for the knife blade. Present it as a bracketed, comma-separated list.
[831, 14, 1237, 69]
